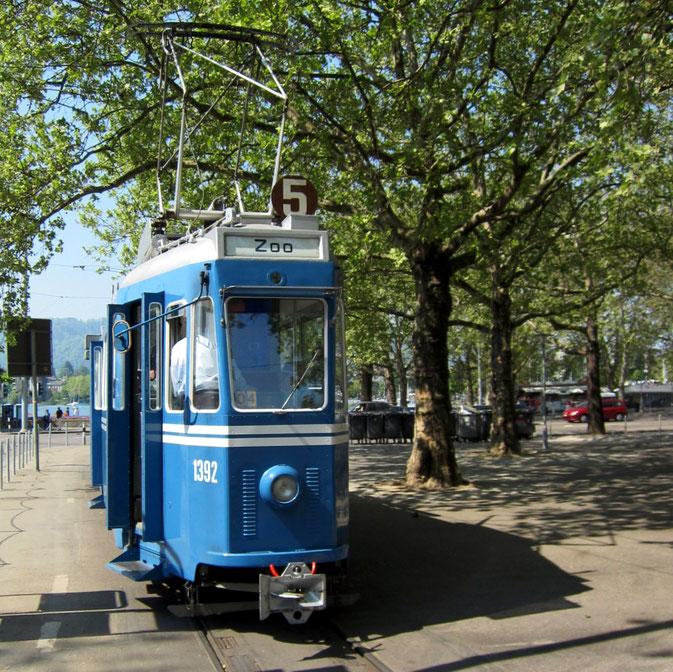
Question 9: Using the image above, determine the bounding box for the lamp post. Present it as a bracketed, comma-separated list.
[539, 334, 548, 450]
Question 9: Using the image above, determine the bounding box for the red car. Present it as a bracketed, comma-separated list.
[562, 398, 628, 423]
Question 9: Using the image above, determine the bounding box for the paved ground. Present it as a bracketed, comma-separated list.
[0, 434, 215, 672]
[342, 415, 673, 671]
[1, 415, 672, 671]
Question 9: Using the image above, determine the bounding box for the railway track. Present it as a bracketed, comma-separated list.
[194, 611, 393, 672]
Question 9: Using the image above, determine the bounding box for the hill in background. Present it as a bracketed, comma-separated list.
[52, 318, 105, 374]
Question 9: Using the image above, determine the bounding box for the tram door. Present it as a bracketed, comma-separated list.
[140, 293, 164, 541]
[89, 339, 104, 489]
[107, 297, 164, 540]
[106, 304, 134, 530]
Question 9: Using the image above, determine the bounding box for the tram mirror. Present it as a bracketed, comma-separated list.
[112, 319, 132, 353]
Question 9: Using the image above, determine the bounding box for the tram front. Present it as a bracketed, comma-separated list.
[198, 210, 350, 624]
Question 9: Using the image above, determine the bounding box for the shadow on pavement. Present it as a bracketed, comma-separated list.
[349, 431, 673, 545]
[339, 494, 590, 638]
[408, 618, 673, 672]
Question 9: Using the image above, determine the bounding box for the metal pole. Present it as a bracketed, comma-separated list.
[1, 440, 4, 489]
[20, 378, 28, 431]
[31, 331, 40, 471]
[477, 345, 483, 406]
[541, 336, 548, 450]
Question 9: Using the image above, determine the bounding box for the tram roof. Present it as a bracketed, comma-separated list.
[119, 213, 329, 290]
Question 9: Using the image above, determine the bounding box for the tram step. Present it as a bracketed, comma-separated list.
[106, 547, 164, 582]
[88, 494, 105, 509]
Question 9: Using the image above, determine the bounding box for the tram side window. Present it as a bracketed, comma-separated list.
[148, 303, 162, 410]
[335, 299, 347, 413]
[192, 298, 220, 410]
[93, 346, 104, 411]
[167, 306, 186, 411]
[112, 313, 125, 411]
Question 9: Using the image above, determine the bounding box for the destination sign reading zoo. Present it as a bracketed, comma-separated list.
[224, 234, 322, 259]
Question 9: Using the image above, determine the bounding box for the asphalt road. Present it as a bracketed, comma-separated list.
[2, 416, 672, 671]
[345, 418, 673, 671]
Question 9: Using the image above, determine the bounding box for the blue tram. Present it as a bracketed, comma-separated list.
[88, 204, 349, 623]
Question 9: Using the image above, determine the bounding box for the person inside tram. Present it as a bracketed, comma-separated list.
[169, 316, 187, 409]
[169, 303, 219, 410]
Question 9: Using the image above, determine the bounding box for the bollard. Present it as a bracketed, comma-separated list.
[81, 424, 87, 445]
[65, 424, 69, 447]
[1, 440, 4, 489]
[48, 423, 52, 449]
[13, 434, 17, 476]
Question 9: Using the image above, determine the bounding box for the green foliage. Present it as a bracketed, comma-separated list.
[58, 361, 75, 378]
[1, 1, 672, 455]
[60, 374, 90, 403]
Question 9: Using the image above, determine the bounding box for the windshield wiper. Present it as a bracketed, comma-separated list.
[278, 348, 322, 412]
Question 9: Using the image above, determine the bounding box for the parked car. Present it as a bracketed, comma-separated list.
[349, 401, 399, 413]
[562, 398, 628, 423]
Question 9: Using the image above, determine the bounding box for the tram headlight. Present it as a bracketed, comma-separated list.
[271, 474, 299, 502]
[260, 466, 300, 507]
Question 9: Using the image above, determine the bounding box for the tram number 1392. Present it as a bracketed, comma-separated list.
[193, 459, 218, 484]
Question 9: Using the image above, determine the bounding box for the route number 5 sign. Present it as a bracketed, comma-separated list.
[271, 176, 318, 218]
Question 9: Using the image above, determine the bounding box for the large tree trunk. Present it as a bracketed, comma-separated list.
[489, 282, 520, 456]
[359, 364, 373, 402]
[464, 343, 475, 406]
[382, 364, 397, 404]
[406, 246, 466, 488]
[586, 314, 606, 435]
[394, 344, 408, 407]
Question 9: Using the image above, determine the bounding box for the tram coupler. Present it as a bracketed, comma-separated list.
[259, 562, 326, 624]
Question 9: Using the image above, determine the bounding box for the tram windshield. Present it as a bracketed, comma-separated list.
[226, 298, 325, 411]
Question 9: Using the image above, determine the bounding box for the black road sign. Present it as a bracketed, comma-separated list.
[6, 318, 53, 377]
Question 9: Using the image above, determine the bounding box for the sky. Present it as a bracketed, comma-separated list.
[28, 218, 122, 321]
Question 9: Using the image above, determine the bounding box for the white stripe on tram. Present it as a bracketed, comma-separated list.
[163, 433, 349, 449]
[162, 423, 347, 437]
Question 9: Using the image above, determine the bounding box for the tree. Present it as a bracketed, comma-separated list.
[2, 1, 672, 486]
[331, 216, 415, 405]
[62, 374, 90, 404]
[288, 0, 672, 477]
[58, 361, 75, 379]
[546, 179, 672, 433]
